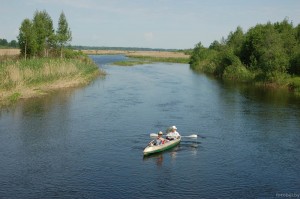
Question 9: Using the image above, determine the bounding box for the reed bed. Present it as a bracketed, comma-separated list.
[0, 58, 103, 105]
[82, 50, 190, 59]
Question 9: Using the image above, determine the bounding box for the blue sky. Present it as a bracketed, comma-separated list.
[1, 0, 300, 49]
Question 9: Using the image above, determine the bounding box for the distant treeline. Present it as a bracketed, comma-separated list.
[189, 19, 300, 91]
[72, 46, 179, 52]
[0, 38, 18, 48]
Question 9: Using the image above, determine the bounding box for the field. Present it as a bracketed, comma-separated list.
[0, 49, 190, 59]
[0, 49, 20, 56]
[80, 49, 190, 58]
[81, 50, 190, 64]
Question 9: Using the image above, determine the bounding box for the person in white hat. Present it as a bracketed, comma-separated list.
[166, 126, 180, 140]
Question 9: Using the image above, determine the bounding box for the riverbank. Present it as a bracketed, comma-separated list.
[81, 50, 190, 64]
[0, 55, 104, 107]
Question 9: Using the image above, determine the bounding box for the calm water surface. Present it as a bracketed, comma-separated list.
[1, 55, 300, 199]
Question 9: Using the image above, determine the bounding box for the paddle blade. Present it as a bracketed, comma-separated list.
[150, 133, 158, 138]
[183, 134, 198, 138]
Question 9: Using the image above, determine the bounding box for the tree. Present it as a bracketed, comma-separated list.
[226, 26, 245, 57]
[32, 10, 55, 57]
[0, 38, 8, 46]
[189, 42, 204, 68]
[18, 19, 37, 59]
[9, 40, 18, 48]
[295, 24, 300, 42]
[209, 40, 223, 51]
[274, 19, 297, 57]
[56, 11, 72, 58]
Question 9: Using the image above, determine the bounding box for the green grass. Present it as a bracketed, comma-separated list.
[8, 92, 21, 102]
[0, 55, 105, 106]
[288, 76, 300, 93]
[0, 57, 103, 89]
[127, 55, 190, 64]
[112, 60, 152, 66]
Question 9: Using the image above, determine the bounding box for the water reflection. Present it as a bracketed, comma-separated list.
[221, 80, 300, 108]
[143, 145, 180, 166]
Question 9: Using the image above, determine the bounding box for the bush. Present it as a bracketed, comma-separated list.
[223, 65, 254, 82]
[288, 77, 300, 93]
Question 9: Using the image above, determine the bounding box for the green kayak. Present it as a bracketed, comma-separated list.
[143, 137, 181, 156]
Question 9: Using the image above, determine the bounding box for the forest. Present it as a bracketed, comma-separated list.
[189, 19, 300, 92]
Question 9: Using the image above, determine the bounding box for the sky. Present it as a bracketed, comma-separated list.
[1, 0, 300, 49]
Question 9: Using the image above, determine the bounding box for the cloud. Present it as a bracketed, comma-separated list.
[144, 32, 154, 41]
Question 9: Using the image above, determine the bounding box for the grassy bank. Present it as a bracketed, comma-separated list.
[111, 56, 189, 66]
[0, 56, 104, 106]
[82, 49, 190, 64]
[127, 55, 189, 64]
[112, 60, 152, 66]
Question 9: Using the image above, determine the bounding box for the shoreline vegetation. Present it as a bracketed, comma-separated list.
[189, 19, 300, 94]
[81, 50, 190, 65]
[0, 10, 106, 107]
[0, 51, 104, 107]
[2, 17, 299, 107]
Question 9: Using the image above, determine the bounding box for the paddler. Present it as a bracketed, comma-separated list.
[166, 126, 180, 140]
[149, 131, 166, 146]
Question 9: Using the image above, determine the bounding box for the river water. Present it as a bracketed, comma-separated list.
[0, 55, 299, 199]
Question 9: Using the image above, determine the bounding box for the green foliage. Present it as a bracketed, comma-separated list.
[17, 10, 72, 59]
[56, 12, 72, 58]
[190, 44, 219, 73]
[0, 39, 8, 46]
[214, 48, 243, 77]
[288, 77, 300, 93]
[190, 42, 209, 69]
[190, 19, 300, 90]
[0, 38, 16, 48]
[209, 40, 224, 51]
[32, 10, 55, 57]
[240, 20, 296, 79]
[18, 18, 37, 59]
[128, 55, 189, 64]
[288, 45, 300, 75]
[112, 60, 152, 66]
[226, 26, 245, 58]
[223, 65, 253, 82]
[8, 93, 21, 102]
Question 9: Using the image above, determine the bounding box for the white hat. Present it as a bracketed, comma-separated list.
[172, 126, 177, 130]
[158, 131, 163, 135]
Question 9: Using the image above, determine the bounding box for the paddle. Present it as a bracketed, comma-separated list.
[149, 133, 198, 138]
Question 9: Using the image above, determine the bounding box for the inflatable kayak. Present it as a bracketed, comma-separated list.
[143, 137, 181, 156]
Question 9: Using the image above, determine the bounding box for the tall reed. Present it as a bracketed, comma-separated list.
[0, 58, 102, 90]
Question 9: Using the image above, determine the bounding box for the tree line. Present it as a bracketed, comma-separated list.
[18, 10, 72, 60]
[0, 38, 18, 48]
[189, 19, 300, 82]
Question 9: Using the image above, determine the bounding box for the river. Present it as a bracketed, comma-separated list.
[0, 55, 299, 199]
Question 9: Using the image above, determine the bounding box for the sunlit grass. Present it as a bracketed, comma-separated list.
[0, 57, 104, 105]
[112, 60, 152, 66]
[127, 55, 190, 64]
